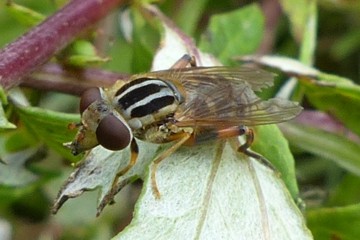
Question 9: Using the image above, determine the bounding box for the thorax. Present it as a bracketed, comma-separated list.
[111, 78, 184, 131]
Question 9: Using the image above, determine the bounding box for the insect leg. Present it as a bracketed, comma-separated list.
[98, 139, 138, 212]
[111, 138, 139, 189]
[170, 54, 196, 69]
[237, 126, 275, 171]
[192, 126, 276, 171]
[183, 126, 246, 146]
[151, 132, 191, 199]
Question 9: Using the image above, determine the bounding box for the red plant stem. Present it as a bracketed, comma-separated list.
[0, 0, 126, 90]
[258, 0, 281, 54]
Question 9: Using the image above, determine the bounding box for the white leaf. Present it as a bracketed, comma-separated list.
[52, 141, 159, 214]
[240, 55, 319, 77]
[115, 142, 312, 240]
[145, 5, 220, 70]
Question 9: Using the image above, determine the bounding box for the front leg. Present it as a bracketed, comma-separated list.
[110, 138, 139, 194]
[150, 132, 192, 199]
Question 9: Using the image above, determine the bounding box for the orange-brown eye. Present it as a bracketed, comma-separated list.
[80, 88, 102, 114]
[96, 114, 131, 151]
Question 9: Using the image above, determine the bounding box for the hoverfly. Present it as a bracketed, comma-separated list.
[65, 54, 302, 198]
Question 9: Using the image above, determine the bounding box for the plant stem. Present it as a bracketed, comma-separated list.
[0, 0, 126, 90]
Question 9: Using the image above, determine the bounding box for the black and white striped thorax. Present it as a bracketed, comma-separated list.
[113, 78, 185, 130]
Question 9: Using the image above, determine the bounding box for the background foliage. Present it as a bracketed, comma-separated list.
[0, 0, 360, 239]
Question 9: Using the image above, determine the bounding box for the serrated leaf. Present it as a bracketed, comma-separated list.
[307, 204, 360, 240]
[52, 141, 159, 215]
[199, 4, 264, 65]
[115, 142, 312, 240]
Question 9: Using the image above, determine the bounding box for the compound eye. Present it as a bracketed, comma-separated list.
[80, 88, 102, 114]
[96, 114, 131, 151]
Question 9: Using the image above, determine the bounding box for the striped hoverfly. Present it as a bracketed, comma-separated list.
[65, 54, 302, 198]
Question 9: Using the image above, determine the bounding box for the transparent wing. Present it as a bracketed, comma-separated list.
[132, 67, 302, 127]
[140, 66, 275, 92]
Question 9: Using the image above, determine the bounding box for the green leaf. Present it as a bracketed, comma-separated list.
[298, 0, 317, 65]
[0, 128, 37, 153]
[5, 2, 45, 27]
[327, 174, 360, 206]
[281, 123, 360, 176]
[199, 4, 264, 65]
[331, 29, 360, 60]
[60, 40, 109, 67]
[0, 86, 16, 129]
[131, 9, 159, 73]
[0, 148, 38, 186]
[301, 74, 360, 137]
[238, 55, 360, 137]
[278, 0, 315, 43]
[14, 105, 81, 162]
[173, 0, 209, 35]
[0, 105, 16, 129]
[307, 204, 360, 240]
[141, 4, 217, 70]
[252, 125, 299, 198]
[115, 142, 312, 239]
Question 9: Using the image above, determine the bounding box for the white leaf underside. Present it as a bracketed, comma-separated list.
[52, 141, 159, 212]
[53, 139, 311, 239]
[114, 141, 312, 240]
